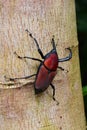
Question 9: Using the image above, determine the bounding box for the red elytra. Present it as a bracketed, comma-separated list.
[5, 29, 72, 101]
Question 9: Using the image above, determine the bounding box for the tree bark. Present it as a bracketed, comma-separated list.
[0, 0, 86, 130]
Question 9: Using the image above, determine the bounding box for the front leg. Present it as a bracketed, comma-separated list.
[58, 48, 72, 62]
[25, 29, 45, 59]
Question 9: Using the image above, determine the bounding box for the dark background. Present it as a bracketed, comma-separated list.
[75, 0, 87, 119]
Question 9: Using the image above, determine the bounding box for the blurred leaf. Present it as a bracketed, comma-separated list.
[83, 86, 87, 96]
[75, 0, 87, 32]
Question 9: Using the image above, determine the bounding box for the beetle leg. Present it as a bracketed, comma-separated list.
[58, 66, 68, 72]
[50, 83, 59, 105]
[58, 48, 72, 62]
[58, 66, 64, 71]
[25, 29, 45, 59]
[51, 36, 56, 50]
[50, 83, 55, 101]
[14, 52, 42, 62]
[4, 74, 36, 82]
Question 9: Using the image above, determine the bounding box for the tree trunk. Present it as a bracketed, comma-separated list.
[0, 0, 86, 130]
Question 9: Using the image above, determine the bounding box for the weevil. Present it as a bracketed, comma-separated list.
[5, 29, 72, 101]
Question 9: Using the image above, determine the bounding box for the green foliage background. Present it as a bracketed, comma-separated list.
[75, 0, 87, 119]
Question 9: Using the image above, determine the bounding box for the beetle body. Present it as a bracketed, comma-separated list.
[5, 29, 72, 101]
[35, 49, 58, 94]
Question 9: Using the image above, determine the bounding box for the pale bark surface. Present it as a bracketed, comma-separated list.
[0, 0, 86, 130]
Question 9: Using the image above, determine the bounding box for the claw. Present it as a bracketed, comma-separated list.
[4, 75, 15, 82]
[14, 52, 22, 59]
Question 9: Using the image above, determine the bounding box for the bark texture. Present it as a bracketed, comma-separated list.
[0, 0, 86, 130]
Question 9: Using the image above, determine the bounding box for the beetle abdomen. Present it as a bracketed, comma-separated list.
[35, 64, 57, 94]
